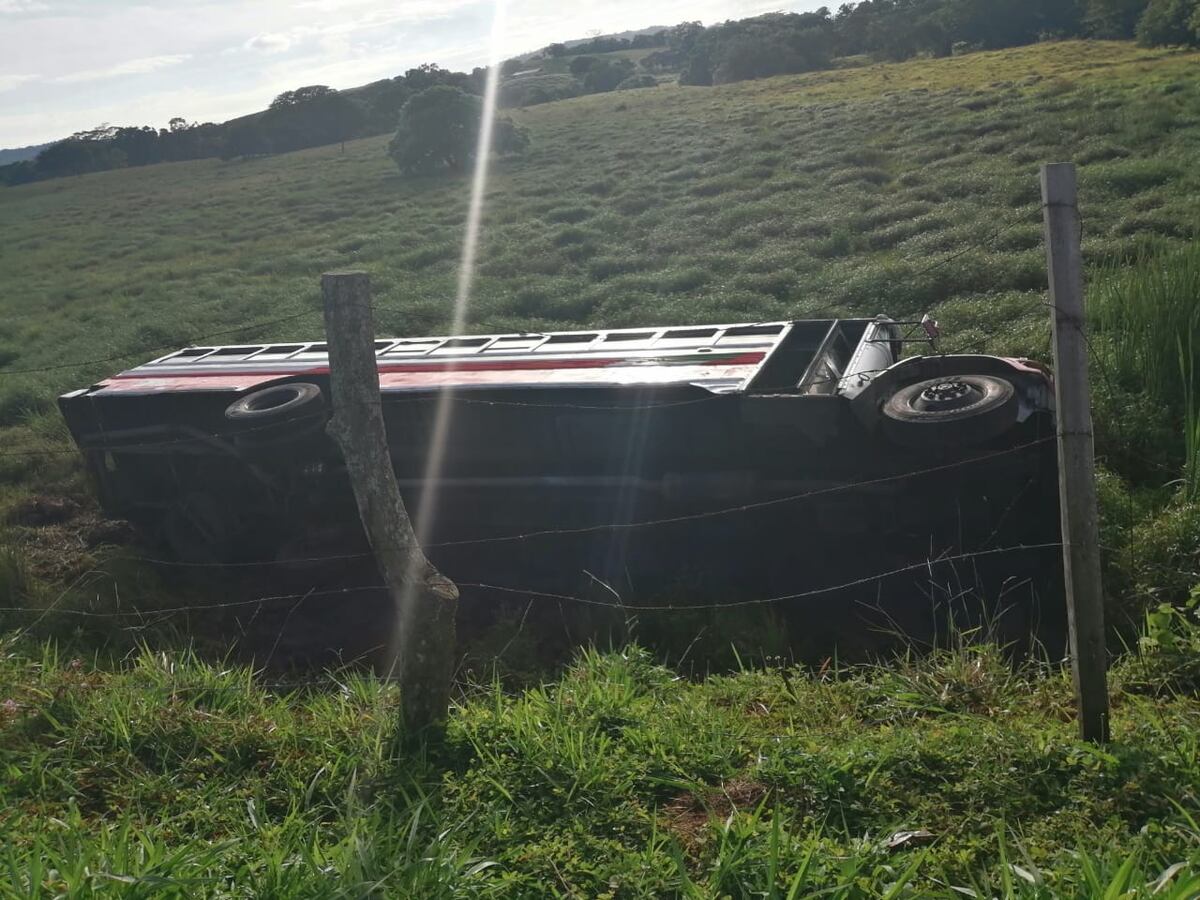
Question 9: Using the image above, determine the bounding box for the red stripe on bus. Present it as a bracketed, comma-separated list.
[112, 352, 767, 379]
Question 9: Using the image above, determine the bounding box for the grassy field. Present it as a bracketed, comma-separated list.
[2, 40, 1199, 433]
[5, 638, 1200, 896]
[3, 38, 1200, 895]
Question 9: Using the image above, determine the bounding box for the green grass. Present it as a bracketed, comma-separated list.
[3, 638, 1200, 896]
[1091, 242, 1200, 423]
[2, 42, 1199, 411]
[4, 38, 1200, 894]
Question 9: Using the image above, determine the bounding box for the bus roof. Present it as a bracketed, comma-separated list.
[90, 321, 828, 396]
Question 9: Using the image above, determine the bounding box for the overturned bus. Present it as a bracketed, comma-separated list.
[60, 318, 1062, 652]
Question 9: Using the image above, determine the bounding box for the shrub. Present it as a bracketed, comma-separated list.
[500, 74, 580, 108]
[616, 74, 658, 91]
[582, 59, 635, 93]
[389, 86, 527, 175]
[1118, 587, 1200, 694]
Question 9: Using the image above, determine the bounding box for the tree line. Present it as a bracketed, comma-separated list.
[0, 64, 480, 187]
[4, 0, 1197, 187]
[675, 0, 1200, 86]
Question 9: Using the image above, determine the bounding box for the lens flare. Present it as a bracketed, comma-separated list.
[393, 0, 509, 666]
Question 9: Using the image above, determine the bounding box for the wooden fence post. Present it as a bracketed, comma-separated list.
[1040, 163, 1109, 743]
[321, 271, 459, 742]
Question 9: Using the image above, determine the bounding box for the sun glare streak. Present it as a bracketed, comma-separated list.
[395, 0, 508, 665]
[448, 2, 508, 338]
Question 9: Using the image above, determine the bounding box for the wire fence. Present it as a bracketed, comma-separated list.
[0, 542, 1064, 621]
[0, 425, 1062, 656]
[0, 199, 1127, 683]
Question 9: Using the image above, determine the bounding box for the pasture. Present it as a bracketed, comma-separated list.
[3, 39, 1200, 895]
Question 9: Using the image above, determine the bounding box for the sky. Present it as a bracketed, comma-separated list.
[0, 0, 818, 149]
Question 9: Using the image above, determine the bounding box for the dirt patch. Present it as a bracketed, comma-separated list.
[663, 777, 770, 849]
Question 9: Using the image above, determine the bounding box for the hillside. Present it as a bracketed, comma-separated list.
[0, 143, 51, 166]
[3, 39, 1200, 894]
[2, 42, 1197, 395]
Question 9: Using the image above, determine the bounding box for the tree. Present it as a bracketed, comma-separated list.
[617, 74, 658, 90]
[668, 21, 706, 54]
[631, 31, 669, 49]
[1084, 0, 1149, 36]
[640, 49, 682, 72]
[679, 49, 714, 86]
[365, 78, 412, 131]
[72, 124, 119, 143]
[111, 126, 159, 167]
[33, 126, 126, 178]
[569, 55, 596, 76]
[0, 160, 37, 186]
[678, 13, 836, 86]
[270, 85, 337, 109]
[318, 93, 368, 150]
[34, 137, 124, 178]
[546, 42, 568, 57]
[261, 90, 367, 153]
[221, 119, 272, 159]
[388, 85, 527, 175]
[1136, 0, 1199, 43]
[582, 58, 635, 92]
[159, 120, 222, 162]
[402, 63, 474, 94]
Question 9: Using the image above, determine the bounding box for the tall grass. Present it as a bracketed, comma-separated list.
[1090, 242, 1200, 415]
[1090, 242, 1200, 493]
[1182, 331, 1200, 502]
[0, 541, 33, 606]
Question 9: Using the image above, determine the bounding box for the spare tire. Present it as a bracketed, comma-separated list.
[226, 382, 324, 421]
[225, 382, 326, 448]
[881, 375, 1017, 447]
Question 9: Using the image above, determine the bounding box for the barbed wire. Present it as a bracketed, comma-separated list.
[54, 435, 1053, 568]
[458, 543, 1064, 612]
[0, 204, 1079, 636]
[903, 216, 1032, 285]
[0, 541, 1062, 621]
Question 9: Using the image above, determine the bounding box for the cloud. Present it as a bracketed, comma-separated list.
[0, 0, 49, 13]
[245, 32, 297, 54]
[0, 73, 36, 92]
[1, 0, 822, 146]
[240, 3, 464, 55]
[52, 54, 191, 84]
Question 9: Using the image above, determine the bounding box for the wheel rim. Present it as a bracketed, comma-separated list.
[912, 379, 982, 412]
